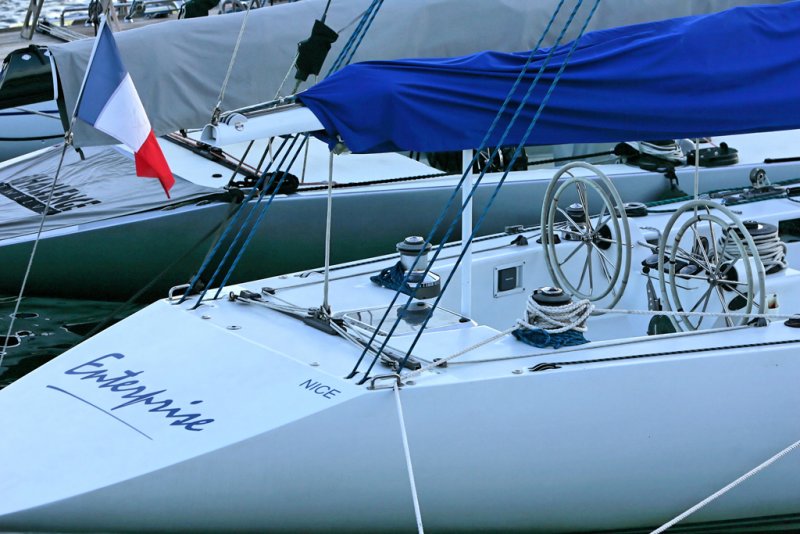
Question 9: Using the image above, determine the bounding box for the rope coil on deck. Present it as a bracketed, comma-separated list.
[718, 223, 787, 274]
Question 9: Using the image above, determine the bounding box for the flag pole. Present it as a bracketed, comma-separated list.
[68, 14, 109, 145]
[0, 15, 115, 368]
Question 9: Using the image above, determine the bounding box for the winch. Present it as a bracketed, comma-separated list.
[370, 236, 441, 299]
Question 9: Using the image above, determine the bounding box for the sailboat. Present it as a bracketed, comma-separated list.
[1, 3, 800, 531]
[1, 0, 793, 301]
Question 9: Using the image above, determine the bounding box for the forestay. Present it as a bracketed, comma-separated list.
[49, 0, 786, 147]
[298, 2, 800, 153]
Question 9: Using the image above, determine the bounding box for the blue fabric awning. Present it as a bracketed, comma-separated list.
[298, 2, 800, 154]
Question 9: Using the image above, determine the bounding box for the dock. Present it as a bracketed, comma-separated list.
[1, 3, 186, 61]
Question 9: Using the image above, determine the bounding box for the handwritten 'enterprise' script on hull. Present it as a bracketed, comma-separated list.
[63, 353, 214, 431]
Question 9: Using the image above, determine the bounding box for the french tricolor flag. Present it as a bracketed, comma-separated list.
[75, 21, 174, 198]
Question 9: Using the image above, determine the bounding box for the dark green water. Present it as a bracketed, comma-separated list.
[0, 294, 143, 387]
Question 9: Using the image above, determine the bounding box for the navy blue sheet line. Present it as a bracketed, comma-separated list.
[298, 1, 800, 154]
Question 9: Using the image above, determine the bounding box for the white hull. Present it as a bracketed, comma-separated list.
[2, 190, 800, 531]
[3, 131, 800, 300]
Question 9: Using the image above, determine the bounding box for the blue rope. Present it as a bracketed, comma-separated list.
[393, 0, 602, 373]
[325, 0, 383, 76]
[179, 136, 292, 303]
[190, 134, 302, 308]
[370, 261, 415, 296]
[185, 1, 385, 307]
[512, 327, 589, 349]
[212, 134, 310, 299]
[348, 0, 572, 381]
[338, 0, 384, 69]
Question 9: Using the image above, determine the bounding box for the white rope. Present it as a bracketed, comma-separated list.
[718, 226, 787, 273]
[594, 307, 796, 320]
[652, 437, 800, 533]
[524, 296, 593, 333]
[393, 383, 424, 533]
[404, 324, 520, 380]
[405, 295, 593, 379]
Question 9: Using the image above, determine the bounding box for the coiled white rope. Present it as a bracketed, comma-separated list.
[523, 295, 593, 333]
[652, 437, 800, 533]
[393, 383, 424, 533]
[404, 295, 594, 379]
[718, 226, 787, 273]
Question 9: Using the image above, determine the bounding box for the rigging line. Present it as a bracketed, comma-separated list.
[338, 0, 384, 69]
[211, 134, 310, 300]
[336, 7, 368, 34]
[227, 139, 256, 185]
[348, 0, 571, 380]
[325, 0, 380, 76]
[11, 106, 62, 120]
[224, 135, 274, 189]
[651, 438, 800, 534]
[320, 0, 333, 22]
[349, 0, 575, 382]
[0, 141, 71, 370]
[193, 133, 301, 305]
[212, 0, 257, 121]
[0, 36, 97, 367]
[393, 0, 602, 375]
[179, 135, 293, 303]
[322, 151, 334, 311]
[393, 384, 425, 533]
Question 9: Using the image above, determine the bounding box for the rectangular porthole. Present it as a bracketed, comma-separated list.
[494, 262, 524, 298]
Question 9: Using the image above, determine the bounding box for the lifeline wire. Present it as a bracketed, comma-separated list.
[346, 0, 572, 381]
[394, 0, 602, 375]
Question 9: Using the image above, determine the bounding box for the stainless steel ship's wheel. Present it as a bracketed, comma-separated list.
[541, 162, 632, 311]
[657, 200, 766, 331]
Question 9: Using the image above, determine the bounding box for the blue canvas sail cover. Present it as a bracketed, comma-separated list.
[298, 2, 800, 154]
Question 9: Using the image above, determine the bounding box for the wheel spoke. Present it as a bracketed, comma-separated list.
[704, 207, 721, 265]
[690, 224, 714, 273]
[689, 285, 715, 313]
[576, 182, 593, 232]
[594, 204, 609, 232]
[577, 247, 591, 291]
[558, 241, 586, 267]
[695, 282, 715, 329]
[714, 286, 733, 327]
[589, 242, 617, 296]
[557, 207, 587, 235]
